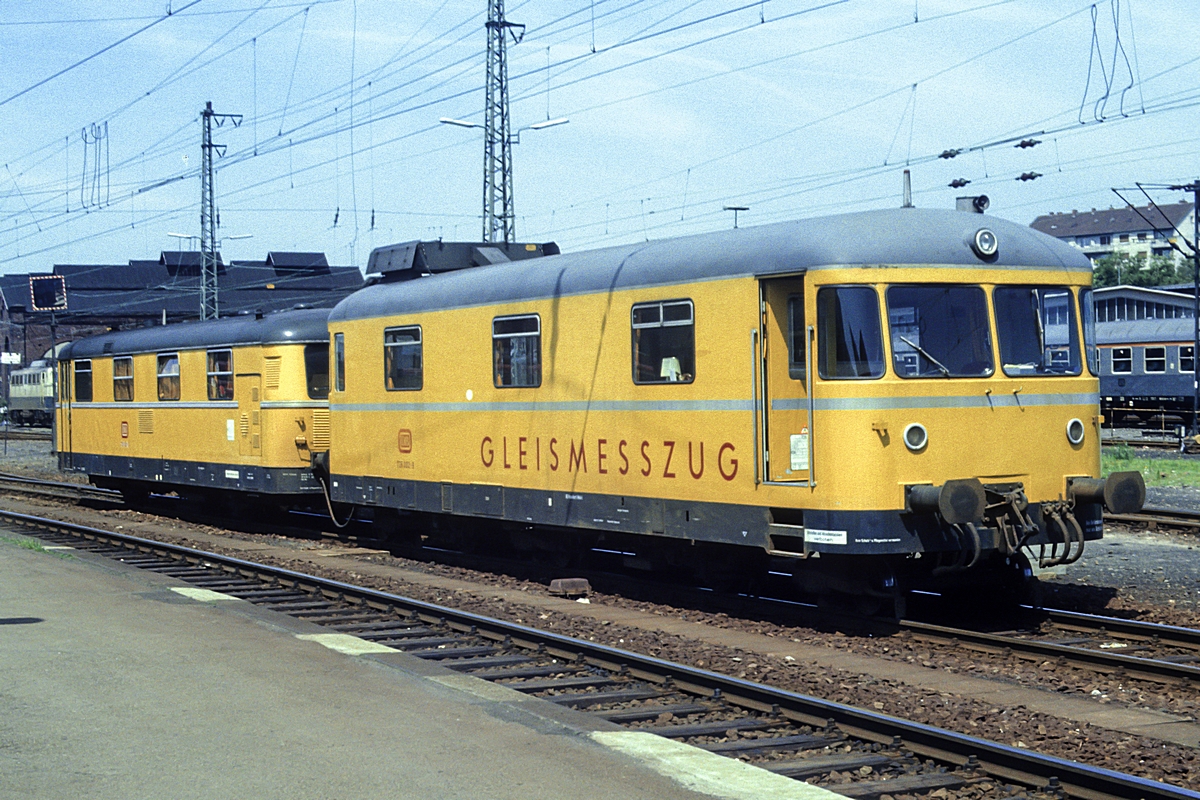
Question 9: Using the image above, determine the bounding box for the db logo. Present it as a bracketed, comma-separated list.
[397, 428, 412, 453]
[120, 421, 129, 439]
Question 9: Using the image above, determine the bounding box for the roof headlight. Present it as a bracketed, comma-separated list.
[972, 228, 999, 259]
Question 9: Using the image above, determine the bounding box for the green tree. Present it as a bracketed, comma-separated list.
[1092, 252, 1186, 288]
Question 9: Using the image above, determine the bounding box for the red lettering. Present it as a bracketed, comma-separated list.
[503, 436, 511, 469]
[597, 438, 608, 474]
[640, 441, 651, 476]
[550, 438, 559, 471]
[569, 440, 588, 473]
[618, 440, 629, 475]
[481, 436, 494, 467]
[718, 443, 738, 481]
[663, 441, 676, 478]
[519, 436, 528, 470]
[688, 441, 704, 479]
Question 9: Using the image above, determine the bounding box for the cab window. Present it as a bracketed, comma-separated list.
[74, 360, 93, 402]
[384, 326, 422, 391]
[886, 285, 992, 378]
[817, 286, 885, 379]
[334, 334, 345, 392]
[207, 349, 233, 400]
[157, 353, 180, 400]
[493, 315, 541, 388]
[632, 300, 694, 384]
[993, 287, 1081, 376]
[113, 356, 133, 401]
[305, 344, 329, 399]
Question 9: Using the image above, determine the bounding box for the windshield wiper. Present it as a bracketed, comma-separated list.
[899, 335, 950, 376]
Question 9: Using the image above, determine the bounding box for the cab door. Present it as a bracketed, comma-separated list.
[236, 373, 262, 459]
[760, 278, 810, 483]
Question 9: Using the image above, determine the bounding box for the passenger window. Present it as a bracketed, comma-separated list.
[207, 349, 233, 400]
[113, 356, 133, 401]
[632, 300, 694, 384]
[334, 333, 345, 392]
[1144, 347, 1166, 373]
[1111, 347, 1132, 374]
[305, 344, 330, 399]
[157, 353, 180, 401]
[886, 285, 992, 378]
[74, 360, 93, 402]
[494, 315, 541, 388]
[1181, 346, 1195, 374]
[816, 287, 885, 379]
[787, 293, 806, 381]
[384, 326, 423, 391]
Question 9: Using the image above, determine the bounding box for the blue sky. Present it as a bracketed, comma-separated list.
[1, 0, 1197, 273]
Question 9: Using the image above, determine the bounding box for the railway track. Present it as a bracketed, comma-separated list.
[0, 427, 52, 442]
[0, 508, 1193, 800]
[0, 471, 119, 503]
[1105, 506, 1200, 530]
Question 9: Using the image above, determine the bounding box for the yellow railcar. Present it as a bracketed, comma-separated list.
[57, 309, 331, 502]
[324, 209, 1143, 600]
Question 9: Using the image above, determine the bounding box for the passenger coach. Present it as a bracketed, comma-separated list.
[321, 208, 1143, 602]
[57, 308, 331, 503]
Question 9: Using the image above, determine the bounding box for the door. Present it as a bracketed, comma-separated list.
[761, 279, 810, 483]
[236, 373, 262, 459]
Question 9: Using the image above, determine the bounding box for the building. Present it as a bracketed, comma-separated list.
[0, 250, 363, 371]
[1029, 201, 1194, 267]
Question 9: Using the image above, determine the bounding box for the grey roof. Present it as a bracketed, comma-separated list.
[60, 307, 332, 360]
[1030, 202, 1192, 239]
[1096, 319, 1197, 345]
[265, 252, 329, 270]
[1093, 285, 1193, 303]
[332, 208, 1091, 323]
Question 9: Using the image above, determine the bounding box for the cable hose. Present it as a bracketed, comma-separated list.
[963, 521, 982, 570]
[1060, 512, 1086, 566]
[317, 474, 354, 529]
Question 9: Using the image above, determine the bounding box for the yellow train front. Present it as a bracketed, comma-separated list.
[322, 209, 1140, 602]
[57, 308, 332, 506]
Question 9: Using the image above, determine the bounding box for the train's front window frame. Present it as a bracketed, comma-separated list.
[1080, 287, 1099, 376]
[885, 285, 993, 378]
[993, 286, 1082, 377]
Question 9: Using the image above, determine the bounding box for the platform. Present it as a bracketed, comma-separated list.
[0, 529, 837, 800]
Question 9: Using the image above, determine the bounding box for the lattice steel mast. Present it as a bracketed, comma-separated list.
[483, 0, 523, 243]
[200, 101, 241, 320]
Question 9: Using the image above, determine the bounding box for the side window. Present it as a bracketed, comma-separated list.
[1181, 346, 1195, 374]
[631, 300, 695, 384]
[1144, 346, 1166, 373]
[207, 349, 233, 400]
[157, 353, 180, 401]
[384, 326, 422, 391]
[1080, 287, 1098, 376]
[113, 356, 133, 401]
[74, 360, 93, 402]
[788, 293, 806, 381]
[1111, 347, 1132, 374]
[493, 315, 541, 388]
[816, 286, 885, 379]
[305, 344, 330, 399]
[334, 333, 345, 392]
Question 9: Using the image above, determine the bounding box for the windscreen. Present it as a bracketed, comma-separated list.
[886, 285, 993, 378]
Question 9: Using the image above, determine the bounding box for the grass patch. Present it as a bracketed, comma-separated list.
[1102, 446, 1200, 488]
[0, 535, 47, 552]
